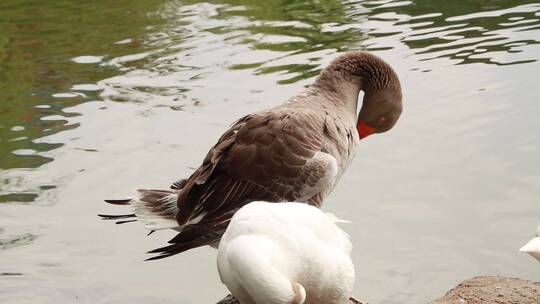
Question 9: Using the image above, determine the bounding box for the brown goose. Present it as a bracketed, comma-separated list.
[100, 51, 402, 260]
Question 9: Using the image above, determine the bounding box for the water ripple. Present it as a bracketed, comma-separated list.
[1, 0, 539, 203]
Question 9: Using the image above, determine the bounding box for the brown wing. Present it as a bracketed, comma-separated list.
[148, 108, 333, 259]
[178, 108, 327, 223]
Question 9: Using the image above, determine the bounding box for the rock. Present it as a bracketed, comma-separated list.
[430, 276, 540, 304]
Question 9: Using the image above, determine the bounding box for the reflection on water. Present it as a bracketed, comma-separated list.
[0, 0, 166, 201]
[0, 233, 37, 250]
[391, 1, 540, 65]
[2, 0, 540, 202]
[0, 0, 539, 303]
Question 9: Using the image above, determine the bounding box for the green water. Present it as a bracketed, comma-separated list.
[1, 0, 539, 303]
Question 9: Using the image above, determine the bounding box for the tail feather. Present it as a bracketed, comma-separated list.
[146, 230, 223, 260]
[116, 219, 138, 225]
[101, 188, 230, 260]
[133, 189, 179, 230]
[170, 178, 188, 190]
[98, 213, 136, 220]
[104, 199, 131, 205]
[101, 189, 180, 231]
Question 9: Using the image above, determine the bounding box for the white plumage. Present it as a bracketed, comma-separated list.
[519, 219, 540, 262]
[217, 201, 354, 304]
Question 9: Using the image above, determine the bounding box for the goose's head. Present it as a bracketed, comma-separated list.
[315, 51, 403, 140]
[357, 86, 402, 139]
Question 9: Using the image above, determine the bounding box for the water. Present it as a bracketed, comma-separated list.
[1, 0, 539, 303]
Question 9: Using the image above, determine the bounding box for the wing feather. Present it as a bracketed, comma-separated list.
[149, 108, 340, 258]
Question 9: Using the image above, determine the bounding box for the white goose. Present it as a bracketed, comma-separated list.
[519, 218, 540, 262]
[217, 201, 354, 304]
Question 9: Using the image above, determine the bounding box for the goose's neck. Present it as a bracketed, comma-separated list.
[310, 78, 362, 117]
[310, 52, 400, 116]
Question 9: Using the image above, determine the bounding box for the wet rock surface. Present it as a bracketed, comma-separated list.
[430, 276, 540, 304]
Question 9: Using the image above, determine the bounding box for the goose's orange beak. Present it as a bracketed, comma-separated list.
[357, 122, 376, 139]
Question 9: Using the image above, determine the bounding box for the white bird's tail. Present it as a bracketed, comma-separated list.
[219, 235, 306, 304]
[519, 237, 540, 262]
